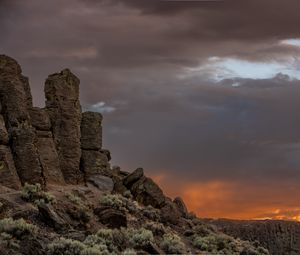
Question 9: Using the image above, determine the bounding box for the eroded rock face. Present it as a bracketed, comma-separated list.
[81, 111, 102, 150]
[0, 55, 43, 186]
[81, 150, 111, 177]
[45, 69, 82, 184]
[0, 145, 21, 189]
[80, 111, 111, 178]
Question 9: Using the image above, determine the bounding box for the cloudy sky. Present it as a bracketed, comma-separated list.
[1, 0, 300, 220]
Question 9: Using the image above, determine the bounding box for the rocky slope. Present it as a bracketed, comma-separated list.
[206, 219, 300, 255]
[0, 55, 270, 254]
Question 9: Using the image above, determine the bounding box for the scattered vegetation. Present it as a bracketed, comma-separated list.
[142, 205, 161, 221]
[0, 218, 36, 238]
[125, 227, 154, 248]
[21, 183, 55, 204]
[160, 232, 186, 254]
[0, 232, 20, 250]
[99, 194, 138, 213]
[47, 237, 110, 255]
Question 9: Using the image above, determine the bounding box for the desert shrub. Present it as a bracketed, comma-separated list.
[122, 248, 137, 255]
[0, 232, 20, 250]
[65, 192, 91, 222]
[84, 229, 120, 254]
[0, 218, 37, 238]
[99, 194, 138, 213]
[124, 228, 154, 248]
[123, 190, 133, 199]
[193, 234, 234, 252]
[160, 233, 186, 254]
[145, 222, 166, 236]
[21, 183, 55, 204]
[67, 193, 84, 206]
[142, 205, 161, 221]
[47, 237, 110, 255]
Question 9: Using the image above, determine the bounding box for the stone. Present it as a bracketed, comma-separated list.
[0, 115, 9, 145]
[81, 111, 102, 150]
[130, 176, 166, 208]
[94, 207, 127, 228]
[10, 127, 44, 185]
[123, 167, 144, 188]
[173, 197, 188, 218]
[0, 55, 43, 185]
[81, 150, 110, 177]
[160, 199, 181, 225]
[0, 145, 21, 189]
[38, 202, 67, 230]
[87, 174, 114, 192]
[45, 69, 82, 184]
[142, 243, 164, 254]
[36, 132, 65, 184]
[29, 107, 51, 131]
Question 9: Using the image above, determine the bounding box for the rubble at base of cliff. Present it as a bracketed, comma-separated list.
[0, 55, 272, 254]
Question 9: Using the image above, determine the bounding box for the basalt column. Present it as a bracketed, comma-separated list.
[81, 111, 111, 177]
[0, 55, 43, 186]
[45, 69, 83, 184]
[30, 107, 65, 185]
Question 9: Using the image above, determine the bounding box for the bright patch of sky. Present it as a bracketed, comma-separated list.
[183, 56, 300, 82]
[86, 101, 116, 113]
[280, 38, 300, 47]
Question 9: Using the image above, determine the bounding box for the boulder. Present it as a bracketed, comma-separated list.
[160, 199, 181, 225]
[81, 111, 102, 150]
[0, 145, 21, 189]
[81, 150, 110, 177]
[45, 69, 82, 184]
[94, 207, 127, 228]
[123, 167, 144, 188]
[130, 176, 166, 208]
[38, 202, 67, 230]
[173, 197, 188, 218]
[87, 174, 114, 192]
[0, 115, 9, 145]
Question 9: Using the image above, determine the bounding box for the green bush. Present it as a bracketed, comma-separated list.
[0, 232, 20, 250]
[122, 248, 137, 255]
[160, 233, 186, 254]
[0, 218, 37, 238]
[21, 183, 55, 204]
[125, 228, 154, 248]
[99, 194, 138, 213]
[142, 205, 161, 221]
[47, 237, 110, 255]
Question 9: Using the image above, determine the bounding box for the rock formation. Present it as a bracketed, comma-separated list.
[45, 69, 83, 184]
[0, 55, 111, 188]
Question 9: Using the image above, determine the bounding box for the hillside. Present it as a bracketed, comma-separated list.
[206, 219, 300, 255]
[0, 54, 270, 254]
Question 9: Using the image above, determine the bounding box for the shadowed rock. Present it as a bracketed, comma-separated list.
[123, 167, 144, 188]
[0, 55, 43, 186]
[45, 69, 82, 184]
[0, 145, 21, 189]
[173, 196, 188, 218]
[81, 150, 111, 177]
[81, 111, 102, 150]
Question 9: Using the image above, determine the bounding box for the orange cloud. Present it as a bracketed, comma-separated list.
[149, 172, 300, 222]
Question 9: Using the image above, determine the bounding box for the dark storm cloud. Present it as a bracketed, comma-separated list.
[1, 0, 300, 218]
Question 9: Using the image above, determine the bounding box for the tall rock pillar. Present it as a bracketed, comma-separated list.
[0, 55, 43, 186]
[81, 111, 111, 178]
[45, 69, 83, 184]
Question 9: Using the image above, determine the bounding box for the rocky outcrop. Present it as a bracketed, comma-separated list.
[45, 69, 82, 184]
[0, 55, 43, 186]
[80, 112, 111, 177]
[0, 55, 114, 189]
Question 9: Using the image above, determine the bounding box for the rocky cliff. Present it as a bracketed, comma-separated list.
[0, 55, 111, 188]
[0, 55, 273, 255]
[206, 219, 300, 255]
